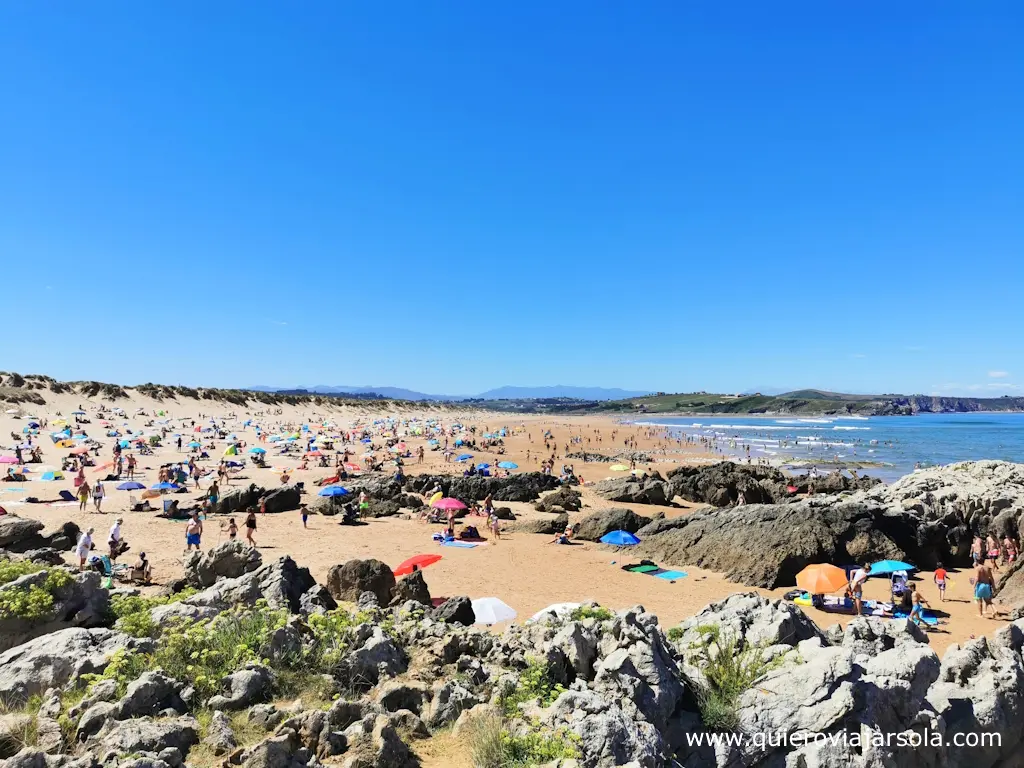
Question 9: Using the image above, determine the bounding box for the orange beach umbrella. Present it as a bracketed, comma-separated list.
[796, 563, 849, 594]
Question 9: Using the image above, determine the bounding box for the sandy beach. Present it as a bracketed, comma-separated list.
[0, 387, 1007, 658]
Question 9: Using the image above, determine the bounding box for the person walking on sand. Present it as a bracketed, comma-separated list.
[75, 527, 94, 570]
[245, 508, 258, 546]
[909, 583, 930, 628]
[849, 563, 871, 616]
[489, 510, 501, 541]
[185, 513, 203, 551]
[92, 480, 105, 513]
[934, 563, 947, 602]
[974, 559, 996, 617]
[300, 503, 308, 529]
[227, 518, 238, 540]
[78, 479, 91, 512]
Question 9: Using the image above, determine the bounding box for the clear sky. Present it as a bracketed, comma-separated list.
[1, 2, 1022, 396]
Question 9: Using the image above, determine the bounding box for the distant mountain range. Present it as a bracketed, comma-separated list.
[246, 384, 651, 402]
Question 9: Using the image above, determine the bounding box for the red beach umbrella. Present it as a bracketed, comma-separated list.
[394, 554, 443, 577]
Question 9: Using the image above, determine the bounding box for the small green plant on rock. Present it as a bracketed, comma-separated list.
[686, 623, 781, 732]
[568, 605, 613, 622]
[0, 565, 72, 620]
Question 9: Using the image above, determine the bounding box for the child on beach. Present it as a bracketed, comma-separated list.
[300, 503, 308, 529]
[933, 564, 947, 602]
[489, 511, 501, 541]
[227, 518, 238, 540]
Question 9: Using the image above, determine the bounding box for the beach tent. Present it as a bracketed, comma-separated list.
[600, 530, 641, 546]
[796, 564, 849, 594]
[394, 554, 442, 577]
[471, 597, 517, 625]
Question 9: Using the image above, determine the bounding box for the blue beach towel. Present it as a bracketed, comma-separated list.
[442, 540, 478, 549]
[654, 570, 688, 580]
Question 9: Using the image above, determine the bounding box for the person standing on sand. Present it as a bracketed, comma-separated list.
[971, 536, 983, 566]
[185, 513, 203, 551]
[974, 559, 995, 617]
[92, 480, 105, 513]
[75, 527, 94, 570]
[849, 563, 871, 616]
[300, 503, 308, 529]
[909, 583, 930, 628]
[78, 480, 91, 512]
[245, 508, 257, 546]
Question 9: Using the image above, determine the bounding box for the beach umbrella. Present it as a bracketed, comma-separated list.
[117, 481, 145, 490]
[344, 462, 362, 472]
[119, 440, 131, 448]
[318, 486, 349, 498]
[869, 560, 915, 576]
[497, 462, 518, 469]
[150, 482, 179, 491]
[600, 530, 641, 546]
[223, 446, 237, 456]
[71, 410, 86, 415]
[610, 464, 630, 471]
[528, 603, 581, 623]
[70, 446, 90, 455]
[40, 471, 63, 481]
[456, 454, 473, 462]
[93, 462, 114, 473]
[394, 554, 442, 577]
[471, 597, 517, 625]
[249, 447, 266, 454]
[476, 463, 490, 469]
[305, 450, 323, 457]
[188, 441, 201, 448]
[432, 497, 466, 510]
[0, 456, 18, 464]
[428, 439, 439, 445]
[796, 564, 849, 594]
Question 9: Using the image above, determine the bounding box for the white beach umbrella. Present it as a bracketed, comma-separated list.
[528, 603, 581, 623]
[471, 597, 517, 625]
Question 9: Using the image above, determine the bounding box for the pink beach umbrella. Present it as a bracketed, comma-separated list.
[0, 456, 19, 464]
[431, 497, 467, 511]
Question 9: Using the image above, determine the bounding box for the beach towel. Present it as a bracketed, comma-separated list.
[442, 540, 479, 549]
[654, 570, 688, 580]
[627, 565, 660, 574]
[893, 609, 939, 626]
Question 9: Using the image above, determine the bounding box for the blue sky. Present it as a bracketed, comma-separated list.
[1, 2, 1022, 396]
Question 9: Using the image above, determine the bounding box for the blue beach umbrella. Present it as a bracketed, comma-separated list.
[869, 560, 915, 576]
[249, 447, 266, 454]
[319, 486, 349, 497]
[117, 482, 146, 491]
[150, 482, 179, 491]
[188, 441, 201, 448]
[456, 454, 473, 462]
[600, 530, 641, 546]
[476, 463, 490, 469]
[498, 461, 518, 469]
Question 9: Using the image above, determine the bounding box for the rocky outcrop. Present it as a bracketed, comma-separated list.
[574, 508, 650, 542]
[635, 496, 929, 588]
[0, 570, 110, 652]
[325, 559, 396, 606]
[591, 475, 671, 506]
[0, 517, 79, 554]
[431, 596, 475, 626]
[405, 472, 562, 503]
[182, 540, 263, 588]
[511, 513, 568, 535]
[0, 628, 146, 702]
[535, 486, 583, 513]
[150, 557, 316, 626]
[390, 571, 431, 607]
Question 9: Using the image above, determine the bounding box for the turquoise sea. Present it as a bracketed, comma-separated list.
[634, 413, 1024, 481]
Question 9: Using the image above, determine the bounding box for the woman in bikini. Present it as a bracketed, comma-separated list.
[245, 508, 257, 547]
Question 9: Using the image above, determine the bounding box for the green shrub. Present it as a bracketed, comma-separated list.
[568, 605, 613, 622]
[666, 626, 684, 642]
[0, 559, 45, 585]
[467, 712, 580, 768]
[499, 658, 566, 718]
[0, 567, 73, 620]
[686, 624, 780, 731]
[108, 588, 198, 638]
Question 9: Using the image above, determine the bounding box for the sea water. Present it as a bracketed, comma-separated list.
[634, 412, 1024, 481]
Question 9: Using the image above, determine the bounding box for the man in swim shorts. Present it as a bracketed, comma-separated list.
[974, 559, 995, 617]
[185, 512, 203, 551]
[849, 563, 871, 616]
